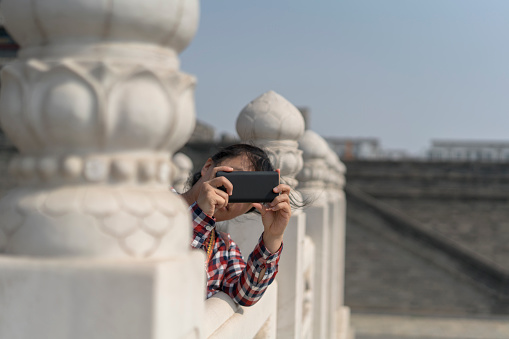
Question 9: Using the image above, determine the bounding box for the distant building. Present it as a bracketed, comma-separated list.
[326, 137, 381, 160]
[381, 149, 411, 161]
[428, 140, 509, 162]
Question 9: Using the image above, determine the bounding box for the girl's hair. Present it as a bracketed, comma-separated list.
[187, 143, 308, 212]
[188, 143, 274, 187]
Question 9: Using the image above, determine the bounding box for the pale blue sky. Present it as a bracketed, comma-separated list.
[181, 1, 509, 154]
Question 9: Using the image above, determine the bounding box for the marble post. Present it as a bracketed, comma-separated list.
[173, 152, 194, 194]
[325, 148, 349, 339]
[0, 1, 204, 338]
[297, 130, 332, 339]
[331, 151, 351, 339]
[235, 90, 309, 339]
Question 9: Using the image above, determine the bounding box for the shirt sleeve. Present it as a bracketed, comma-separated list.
[222, 233, 283, 306]
[190, 202, 215, 250]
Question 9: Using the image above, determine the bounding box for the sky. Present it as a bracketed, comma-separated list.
[181, 0, 509, 155]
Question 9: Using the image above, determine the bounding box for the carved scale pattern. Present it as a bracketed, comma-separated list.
[0, 185, 189, 258]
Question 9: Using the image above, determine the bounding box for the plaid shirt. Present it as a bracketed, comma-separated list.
[190, 202, 282, 306]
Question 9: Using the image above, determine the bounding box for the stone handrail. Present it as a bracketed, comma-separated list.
[204, 284, 278, 338]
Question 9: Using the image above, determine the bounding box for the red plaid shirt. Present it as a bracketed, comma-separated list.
[190, 202, 282, 306]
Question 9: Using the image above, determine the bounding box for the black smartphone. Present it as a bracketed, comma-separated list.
[216, 171, 279, 203]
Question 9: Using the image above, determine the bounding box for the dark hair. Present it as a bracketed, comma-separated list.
[186, 143, 308, 213]
[188, 143, 274, 187]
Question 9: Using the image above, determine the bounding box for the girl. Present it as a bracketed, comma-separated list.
[181, 144, 292, 306]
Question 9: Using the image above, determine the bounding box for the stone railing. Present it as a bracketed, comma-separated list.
[236, 90, 311, 339]
[297, 129, 354, 339]
[210, 91, 353, 339]
[204, 286, 278, 338]
[0, 1, 353, 338]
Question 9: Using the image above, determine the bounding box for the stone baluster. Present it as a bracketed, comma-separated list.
[332, 151, 347, 308]
[235, 90, 308, 339]
[325, 147, 349, 338]
[173, 152, 194, 194]
[297, 130, 333, 339]
[0, 1, 204, 338]
[332, 152, 352, 339]
[334, 155, 352, 339]
[297, 130, 331, 204]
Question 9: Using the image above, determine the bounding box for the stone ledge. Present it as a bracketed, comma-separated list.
[351, 312, 509, 339]
[205, 283, 278, 338]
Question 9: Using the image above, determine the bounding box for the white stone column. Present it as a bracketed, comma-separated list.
[235, 90, 308, 339]
[0, 1, 204, 338]
[334, 155, 347, 309]
[297, 130, 332, 339]
[173, 152, 194, 194]
[325, 148, 349, 339]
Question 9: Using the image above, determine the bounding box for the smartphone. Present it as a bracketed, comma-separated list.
[216, 171, 279, 203]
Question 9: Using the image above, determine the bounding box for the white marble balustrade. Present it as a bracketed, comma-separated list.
[0, 0, 354, 337]
[213, 92, 354, 339]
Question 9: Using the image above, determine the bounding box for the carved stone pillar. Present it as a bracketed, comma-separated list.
[236, 91, 304, 193]
[0, 0, 198, 258]
[0, 1, 204, 338]
[334, 156, 351, 339]
[297, 130, 330, 204]
[297, 130, 332, 339]
[325, 147, 349, 338]
[173, 152, 194, 194]
[236, 90, 309, 339]
[330, 150, 347, 306]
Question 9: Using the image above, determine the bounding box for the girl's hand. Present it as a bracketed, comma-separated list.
[253, 172, 291, 253]
[195, 166, 234, 217]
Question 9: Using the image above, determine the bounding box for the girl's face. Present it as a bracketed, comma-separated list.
[209, 154, 255, 222]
